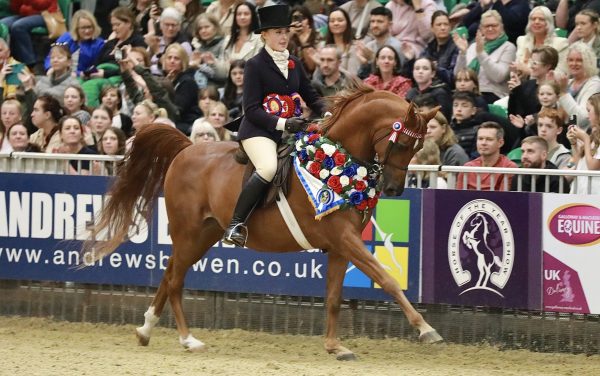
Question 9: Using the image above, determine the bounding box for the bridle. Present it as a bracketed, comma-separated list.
[372, 106, 427, 171]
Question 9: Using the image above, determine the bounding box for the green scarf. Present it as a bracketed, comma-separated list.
[467, 33, 509, 73]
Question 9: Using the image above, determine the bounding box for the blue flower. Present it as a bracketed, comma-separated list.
[343, 164, 358, 177]
[298, 150, 308, 161]
[323, 156, 335, 170]
[349, 191, 365, 205]
[295, 132, 304, 140]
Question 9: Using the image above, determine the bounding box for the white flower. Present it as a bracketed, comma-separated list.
[322, 143, 336, 156]
[357, 166, 368, 178]
[330, 166, 343, 176]
[340, 176, 350, 186]
[367, 188, 376, 198]
[296, 142, 302, 151]
[319, 169, 330, 179]
[306, 145, 316, 154]
[303, 135, 309, 143]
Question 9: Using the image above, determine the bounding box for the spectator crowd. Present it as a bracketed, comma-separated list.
[0, 0, 597, 193]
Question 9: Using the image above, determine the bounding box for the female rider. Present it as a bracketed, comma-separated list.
[222, 4, 326, 247]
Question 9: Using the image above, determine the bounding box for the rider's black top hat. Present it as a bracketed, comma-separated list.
[254, 5, 291, 34]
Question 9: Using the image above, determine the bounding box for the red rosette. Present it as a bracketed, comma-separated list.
[280, 95, 296, 118]
[288, 59, 295, 69]
[263, 93, 295, 118]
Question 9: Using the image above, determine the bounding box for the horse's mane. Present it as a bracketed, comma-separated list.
[320, 79, 374, 134]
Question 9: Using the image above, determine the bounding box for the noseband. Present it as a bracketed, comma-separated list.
[373, 108, 426, 171]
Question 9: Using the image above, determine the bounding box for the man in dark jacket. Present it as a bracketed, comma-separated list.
[510, 136, 561, 192]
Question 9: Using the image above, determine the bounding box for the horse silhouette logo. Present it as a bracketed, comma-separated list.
[448, 200, 514, 297]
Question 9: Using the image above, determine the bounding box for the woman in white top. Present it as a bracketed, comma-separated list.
[513, 6, 569, 75]
[222, 2, 263, 64]
[567, 92, 600, 194]
[318, 8, 361, 76]
[453, 10, 516, 104]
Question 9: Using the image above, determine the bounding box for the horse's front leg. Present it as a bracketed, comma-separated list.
[335, 231, 443, 344]
[324, 252, 356, 361]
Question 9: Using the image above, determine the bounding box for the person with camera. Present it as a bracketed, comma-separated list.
[145, 7, 192, 75]
[222, 5, 327, 247]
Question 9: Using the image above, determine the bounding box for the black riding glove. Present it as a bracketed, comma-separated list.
[285, 117, 308, 133]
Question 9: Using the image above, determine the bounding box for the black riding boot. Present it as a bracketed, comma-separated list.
[222, 172, 270, 247]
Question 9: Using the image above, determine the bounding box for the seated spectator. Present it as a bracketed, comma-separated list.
[453, 10, 516, 104]
[82, 6, 146, 108]
[311, 44, 353, 97]
[406, 57, 452, 120]
[223, 2, 262, 67]
[454, 68, 488, 111]
[205, 0, 237, 35]
[197, 85, 220, 122]
[555, 0, 600, 35]
[145, 7, 192, 76]
[24, 44, 80, 105]
[88, 106, 114, 147]
[55, 116, 97, 174]
[513, 6, 568, 76]
[456, 121, 518, 191]
[116, 46, 152, 115]
[566, 92, 600, 194]
[190, 13, 228, 88]
[288, 5, 318, 75]
[29, 94, 64, 152]
[92, 127, 126, 175]
[507, 46, 558, 120]
[222, 59, 245, 119]
[510, 136, 561, 192]
[510, 81, 562, 140]
[571, 9, 600, 67]
[385, 0, 436, 60]
[421, 10, 459, 88]
[206, 101, 232, 141]
[356, 7, 403, 79]
[407, 138, 448, 188]
[363, 45, 412, 98]
[425, 111, 469, 166]
[554, 42, 600, 129]
[319, 8, 361, 76]
[43, 10, 105, 78]
[5, 123, 41, 152]
[0, 37, 31, 99]
[1, 0, 56, 69]
[453, 0, 529, 44]
[190, 119, 220, 144]
[537, 107, 571, 169]
[63, 85, 91, 125]
[99, 85, 133, 137]
[340, 0, 382, 39]
[0, 98, 21, 151]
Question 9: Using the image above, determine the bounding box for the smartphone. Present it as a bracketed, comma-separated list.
[568, 114, 577, 127]
[154, 21, 162, 37]
[5, 63, 24, 85]
[452, 26, 469, 39]
[114, 48, 123, 62]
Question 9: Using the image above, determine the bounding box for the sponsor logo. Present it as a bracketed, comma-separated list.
[548, 204, 600, 246]
[448, 200, 514, 297]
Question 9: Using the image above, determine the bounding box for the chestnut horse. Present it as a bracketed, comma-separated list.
[84, 84, 442, 360]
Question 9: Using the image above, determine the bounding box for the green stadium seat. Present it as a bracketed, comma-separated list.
[507, 147, 522, 167]
[555, 28, 568, 38]
[488, 104, 508, 118]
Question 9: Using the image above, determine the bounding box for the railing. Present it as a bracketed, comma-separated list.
[2, 153, 599, 194]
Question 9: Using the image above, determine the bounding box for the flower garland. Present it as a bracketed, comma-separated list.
[292, 125, 381, 212]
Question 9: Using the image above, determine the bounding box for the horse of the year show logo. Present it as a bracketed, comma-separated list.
[447, 199, 515, 298]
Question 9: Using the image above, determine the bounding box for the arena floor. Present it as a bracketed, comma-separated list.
[1, 316, 599, 375]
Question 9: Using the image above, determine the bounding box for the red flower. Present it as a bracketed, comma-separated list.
[333, 152, 346, 166]
[327, 175, 343, 193]
[306, 123, 320, 133]
[367, 197, 378, 209]
[308, 162, 321, 176]
[355, 180, 367, 192]
[288, 59, 295, 69]
[356, 201, 368, 211]
[314, 149, 326, 162]
[308, 134, 320, 143]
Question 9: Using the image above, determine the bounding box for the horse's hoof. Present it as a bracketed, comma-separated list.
[179, 334, 207, 352]
[135, 328, 150, 346]
[419, 330, 443, 344]
[336, 352, 358, 361]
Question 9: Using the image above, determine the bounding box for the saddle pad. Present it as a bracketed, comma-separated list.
[293, 156, 345, 220]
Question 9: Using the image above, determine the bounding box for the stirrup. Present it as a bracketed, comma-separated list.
[222, 223, 248, 247]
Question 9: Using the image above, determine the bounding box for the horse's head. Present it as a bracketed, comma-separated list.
[374, 101, 439, 196]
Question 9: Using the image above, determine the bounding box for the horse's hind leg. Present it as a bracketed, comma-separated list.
[324, 252, 356, 361]
[168, 218, 224, 351]
[333, 233, 443, 344]
[135, 268, 171, 346]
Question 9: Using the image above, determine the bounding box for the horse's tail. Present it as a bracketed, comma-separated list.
[82, 124, 192, 264]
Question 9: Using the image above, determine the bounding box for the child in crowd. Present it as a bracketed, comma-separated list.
[206, 101, 231, 141]
[509, 82, 561, 137]
[454, 68, 488, 112]
[537, 107, 571, 169]
[222, 59, 245, 119]
[88, 106, 114, 147]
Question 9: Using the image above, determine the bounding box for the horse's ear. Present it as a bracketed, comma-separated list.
[420, 106, 441, 122]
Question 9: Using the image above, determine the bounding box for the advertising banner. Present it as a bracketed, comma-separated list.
[421, 190, 542, 310]
[543, 194, 600, 314]
[0, 173, 422, 302]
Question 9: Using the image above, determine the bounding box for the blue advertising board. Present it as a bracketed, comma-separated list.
[0, 173, 423, 302]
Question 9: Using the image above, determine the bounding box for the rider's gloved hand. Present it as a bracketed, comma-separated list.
[285, 117, 308, 133]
